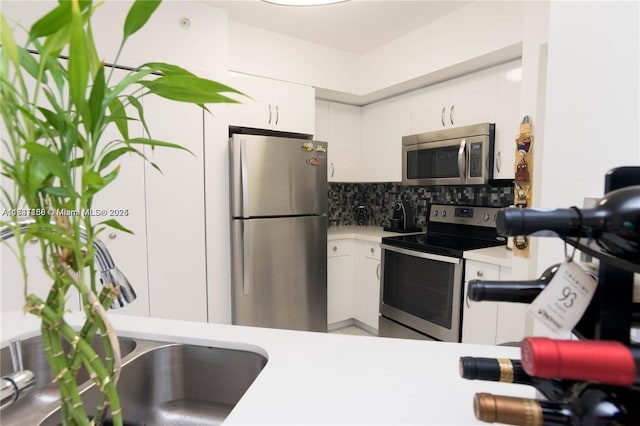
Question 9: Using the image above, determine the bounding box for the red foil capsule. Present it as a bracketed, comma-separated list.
[520, 337, 639, 387]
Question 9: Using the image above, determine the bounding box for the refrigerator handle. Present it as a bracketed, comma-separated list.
[240, 139, 249, 217]
[242, 221, 251, 296]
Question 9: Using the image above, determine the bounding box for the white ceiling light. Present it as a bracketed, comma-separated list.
[263, 0, 349, 6]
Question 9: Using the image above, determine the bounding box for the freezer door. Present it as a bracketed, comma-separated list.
[231, 216, 327, 332]
[230, 134, 328, 217]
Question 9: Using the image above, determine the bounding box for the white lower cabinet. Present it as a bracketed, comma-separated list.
[462, 260, 527, 345]
[354, 241, 382, 332]
[327, 238, 381, 333]
[327, 240, 354, 324]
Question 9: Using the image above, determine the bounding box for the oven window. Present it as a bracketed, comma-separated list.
[406, 145, 460, 179]
[383, 250, 455, 329]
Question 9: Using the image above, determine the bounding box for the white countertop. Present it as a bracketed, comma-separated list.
[463, 246, 513, 268]
[328, 225, 423, 243]
[2, 311, 535, 425]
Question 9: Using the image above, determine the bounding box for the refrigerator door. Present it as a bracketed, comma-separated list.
[231, 215, 327, 332]
[230, 134, 328, 218]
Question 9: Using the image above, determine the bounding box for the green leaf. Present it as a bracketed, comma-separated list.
[84, 17, 101, 78]
[27, 160, 50, 195]
[99, 219, 133, 235]
[0, 13, 20, 67]
[88, 64, 106, 132]
[107, 96, 129, 140]
[83, 170, 103, 187]
[138, 75, 243, 105]
[24, 142, 71, 188]
[101, 166, 120, 187]
[123, 0, 161, 42]
[98, 147, 132, 171]
[42, 186, 72, 198]
[29, 2, 72, 40]
[126, 137, 194, 155]
[139, 62, 196, 77]
[68, 0, 89, 120]
[18, 48, 43, 82]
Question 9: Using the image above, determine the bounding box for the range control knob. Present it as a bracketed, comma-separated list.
[433, 210, 438, 217]
[441, 210, 447, 217]
[482, 213, 490, 221]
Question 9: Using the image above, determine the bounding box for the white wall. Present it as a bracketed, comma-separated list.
[227, 2, 525, 103]
[536, 1, 640, 278]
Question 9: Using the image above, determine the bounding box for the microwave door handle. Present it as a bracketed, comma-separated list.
[457, 139, 466, 182]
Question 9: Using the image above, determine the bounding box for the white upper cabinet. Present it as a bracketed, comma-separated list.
[360, 93, 411, 182]
[411, 67, 497, 134]
[315, 100, 362, 182]
[493, 59, 523, 180]
[228, 73, 315, 135]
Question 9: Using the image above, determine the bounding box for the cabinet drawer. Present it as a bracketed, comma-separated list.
[363, 243, 381, 261]
[328, 240, 353, 258]
[465, 260, 500, 282]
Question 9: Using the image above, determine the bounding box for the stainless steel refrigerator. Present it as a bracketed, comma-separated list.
[229, 133, 328, 332]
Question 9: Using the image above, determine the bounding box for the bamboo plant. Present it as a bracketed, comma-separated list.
[0, 1, 242, 424]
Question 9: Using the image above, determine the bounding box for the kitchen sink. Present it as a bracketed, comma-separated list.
[1, 334, 137, 425]
[2, 336, 268, 426]
[41, 343, 268, 426]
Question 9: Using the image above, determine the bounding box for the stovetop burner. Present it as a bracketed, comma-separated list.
[381, 204, 507, 258]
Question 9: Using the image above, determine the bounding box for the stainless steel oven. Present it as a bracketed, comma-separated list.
[402, 123, 494, 186]
[379, 204, 505, 342]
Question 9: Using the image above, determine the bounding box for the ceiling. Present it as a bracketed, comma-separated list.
[203, 1, 472, 54]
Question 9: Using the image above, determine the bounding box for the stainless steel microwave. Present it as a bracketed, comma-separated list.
[402, 123, 495, 186]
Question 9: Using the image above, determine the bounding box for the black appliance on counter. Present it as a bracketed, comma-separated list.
[354, 205, 368, 226]
[379, 204, 506, 342]
[384, 201, 422, 233]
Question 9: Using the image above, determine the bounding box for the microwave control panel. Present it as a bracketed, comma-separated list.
[468, 142, 483, 178]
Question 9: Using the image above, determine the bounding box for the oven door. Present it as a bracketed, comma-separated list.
[379, 244, 464, 342]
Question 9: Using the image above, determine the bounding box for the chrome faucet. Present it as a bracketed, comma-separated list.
[0, 219, 136, 308]
[0, 219, 136, 409]
[1, 340, 35, 409]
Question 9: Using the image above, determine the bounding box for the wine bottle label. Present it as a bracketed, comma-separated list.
[497, 358, 514, 383]
[527, 261, 597, 334]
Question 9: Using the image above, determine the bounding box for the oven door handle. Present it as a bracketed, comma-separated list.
[381, 244, 461, 264]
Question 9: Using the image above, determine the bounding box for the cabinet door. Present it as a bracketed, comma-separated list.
[353, 241, 381, 332]
[360, 93, 411, 182]
[461, 260, 500, 344]
[315, 100, 330, 141]
[272, 79, 315, 135]
[327, 240, 354, 325]
[327, 102, 361, 182]
[143, 96, 208, 322]
[410, 81, 449, 133]
[226, 73, 273, 130]
[493, 59, 522, 180]
[448, 67, 498, 128]
[495, 266, 528, 344]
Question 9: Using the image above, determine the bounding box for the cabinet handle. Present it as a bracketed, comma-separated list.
[332, 246, 337, 252]
[331, 162, 335, 178]
[268, 104, 272, 124]
[476, 270, 484, 277]
[496, 151, 501, 173]
[370, 247, 375, 254]
[441, 106, 446, 127]
[376, 262, 381, 280]
[109, 232, 117, 240]
[449, 104, 455, 125]
[275, 105, 279, 125]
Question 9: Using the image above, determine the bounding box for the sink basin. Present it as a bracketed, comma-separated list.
[1, 334, 137, 424]
[40, 342, 268, 426]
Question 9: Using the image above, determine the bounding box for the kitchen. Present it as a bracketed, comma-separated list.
[1, 0, 639, 424]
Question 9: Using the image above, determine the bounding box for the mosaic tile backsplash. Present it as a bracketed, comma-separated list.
[328, 183, 514, 227]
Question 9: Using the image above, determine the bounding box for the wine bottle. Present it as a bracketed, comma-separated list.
[520, 337, 640, 387]
[495, 186, 640, 263]
[459, 356, 574, 401]
[473, 385, 638, 426]
[467, 264, 560, 303]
